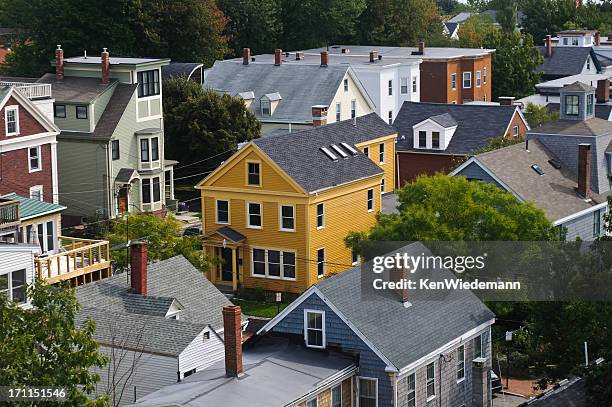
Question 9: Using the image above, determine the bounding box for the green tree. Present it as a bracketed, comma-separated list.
[524, 102, 560, 128]
[583, 352, 612, 405]
[219, 0, 282, 56]
[280, 0, 366, 49]
[359, 0, 442, 46]
[346, 174, 557, 246]
[483, 31, 543, 100]
[163, 77, 260, 166]
[521, 0, 577, 42]
[456, 15, 497, 48]
[105, 213, 209, 273]
[0, 281, 107, 406]
[496, 0, 517, 34]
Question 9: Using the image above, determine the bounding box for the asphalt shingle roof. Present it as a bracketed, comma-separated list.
[0, 193, 66, 220]
[393, 102, 517, 154]
[562, 81, 595, 92]
[204, 61, 353, 123]
[536, 47, 598, 78]
[315, 242, 495, 369]
[216, 226, 246, 242]
[430, 112, 458, 127]
[252, 113, 394, 192]
[519, 377, 585, 407]
[37, 73, 118, 103]
[161, 62, 203, 79]
[531, 117, 612, 137]
[76, 255, 234, 331]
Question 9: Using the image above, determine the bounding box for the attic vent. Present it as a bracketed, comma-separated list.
[340, 142, 358, 156]
[331, 144, 349, 159]
[531, 164, 545, 176]
[320, 147, 338, 161]
[548, 159, 562, 169]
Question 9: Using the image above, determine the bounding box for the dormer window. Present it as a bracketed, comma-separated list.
[432, 132, 440, 149]
[261, 99, 271, 116]
[565, 95, 579, 116]
[419, 131, 426, 148]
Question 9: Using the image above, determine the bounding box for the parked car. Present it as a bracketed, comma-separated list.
[491, 370, 502, 393]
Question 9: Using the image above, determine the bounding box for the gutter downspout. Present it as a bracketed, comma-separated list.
[389, 371, 398, 406]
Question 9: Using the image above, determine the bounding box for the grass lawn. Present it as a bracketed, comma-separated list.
[232, 299, 289, 318]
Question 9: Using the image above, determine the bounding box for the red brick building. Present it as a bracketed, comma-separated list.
[0, 83, 60, 203]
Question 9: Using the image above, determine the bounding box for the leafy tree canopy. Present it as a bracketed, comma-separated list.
[163, 77, 260, 168]
[524, 102, 560, 128]
[0, 282, 107, 406]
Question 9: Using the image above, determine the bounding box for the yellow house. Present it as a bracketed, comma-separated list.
[196, 113, 397, 294]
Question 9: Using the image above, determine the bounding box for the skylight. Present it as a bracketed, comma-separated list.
[531, 164, 545, 176]
[320, 147, 338, 161]
[340, 142, 358, 156]
[331, 144, 349, 158]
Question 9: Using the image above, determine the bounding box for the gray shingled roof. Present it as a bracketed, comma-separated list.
[37, 73, 118, 103]
[314, 242, 495, 369]
[536, 47, 600, 78]
[77, 307, 206, 357]
[519, 377, 585, 407]
[252, 113, 394, 193]
[444, 22, 459, 36]
[204, 61, 353, 123]
[531, 117, 612, 137]
[115, 168, 139, 184]
[562, 81, 595, 92]
[161, 62, 203, 79]
[76, 255, 234, 330]
[394, 102, 517, 154]
[430, 113, 458, 127]
[216, 226, 246, 242]
[473, 140, 607, 220]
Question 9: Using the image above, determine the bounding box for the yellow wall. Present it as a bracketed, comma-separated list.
[355, 134, 397, 192]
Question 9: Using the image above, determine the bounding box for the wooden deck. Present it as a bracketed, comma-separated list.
[34, 236, 112, 285]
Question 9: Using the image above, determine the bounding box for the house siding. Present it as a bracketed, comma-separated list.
[271, 294, 394, 406]
[178, 327, 225, 377]
[293, 377, 352, 407]
[0, 96, 48, 140]
[454, 161, 504, 188]
[0, 249, 36, 307]
[328, 73, 374, 125]
[561, 207, 607, 241]
[397, 152, 463, 186]
[92, 346, 178, 406]
[53, 103, 93, 132]
[0, 144, 54, 203]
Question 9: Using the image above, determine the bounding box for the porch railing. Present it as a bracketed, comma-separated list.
[0, 81, 52, 99]
[35, 236, 111, 285]
[0, 198, 20, 233]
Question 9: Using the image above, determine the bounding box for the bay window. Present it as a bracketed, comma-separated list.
[141, 176, 162, 206]
[139, 136, 160, 170]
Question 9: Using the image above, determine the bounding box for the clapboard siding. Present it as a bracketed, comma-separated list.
[0, 248, 37, 307]
[178, 327, 225, 376]
[93, 346, 177, 406]
[562, 207, 606, 241]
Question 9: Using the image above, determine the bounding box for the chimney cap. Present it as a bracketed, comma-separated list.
[103, 47, 108, 53]
[56, 44, 62, 50]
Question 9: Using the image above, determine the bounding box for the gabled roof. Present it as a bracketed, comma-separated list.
[251, 113, 394, 193]
[562, 81, 595, 92]
[394, 102, 520, 154]
[444, 22, 459, 37]
[204, 61, 373, 123]
[448, 12, 475, 23]
[531, 117, 612, 137]
[0, 84, 60, 134]
[76, 255, 235, 331]
[37, 73, 118, 103]
[536, 47, 600, 78]
[259, 242, 495, 371]
[0, 193, 66, 221]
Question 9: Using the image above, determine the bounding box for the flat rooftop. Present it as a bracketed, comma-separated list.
[130, 336, 356, 407]
[305, 44, 495, 60]
[64, 56, 170, 66]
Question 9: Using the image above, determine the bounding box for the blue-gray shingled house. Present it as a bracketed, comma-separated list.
[131, 242, 495, 407]
[453, 82, 612, 241]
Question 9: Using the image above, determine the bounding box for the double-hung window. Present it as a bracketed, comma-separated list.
[399, 373, 416, 407]
[484, 66, 487, 83]
[513, 126, 519, 139]
[306, 399, 318, 407]
[426, 362, 435, 399]
[587, 93, 594, 116]
[317, 248, 325, 277]
[419, 131, 426, 148]
[359, 378, 378, 407]
[451, 73, 457, 90]
[388, 110, 393, 125]
[316, 203, 325, 229]
[0, 269, 26, 304]
[593, 209, 601, 237]
[247, 162, 260, 186]
[400, 77, 408, 94]
[476, 71, 481, 87]
[381, 178, 385, 193]
[29, 185, 43, 202]
[331, 385, 341, 407]
[247, 202, 262, 228]
[111, 140, 120, 160]
[388, 79, 393, 96]
[474, 334, 483, 359]
[432, 132, 440, 149]
[137, 69, 160, 97]
[379, 143, 385, 163]
[216, 200, 229, 224]
[28, 146, 41, 172]
[343, 78, 349, 92]
[76, 105, 88, 119]
[367, 189, 374, 212]
[140, 137, 160, 165]
[336, 102, 341, 122]
[304, 310, 325, 348]
[351, 100, 356, 119]
[280, 205, 295, 231]
[363, 146, 369, 157]
[141, 177, 161, 204]
[457, 345, 465, 381]
[463, 72, 472, 88]
[54, 104, 66, 118]
[261, 99, 271, 116]
[412, 76, 417, 93]
[565, 95, 579, 116]
[5, 106, 18, 135]
[251, 248, 296, 279]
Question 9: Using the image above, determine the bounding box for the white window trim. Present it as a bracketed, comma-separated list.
[457, 344, 465, 383]
[247, 201, 263, 229]
[474, 333, 484, 359]
[388, 80, 393, 96]
[138, 135, 161, 171]
[463, 72, 472, 89]
[140, 175, 163, 211]
[451, 73, 457, 90]
[358, 376, 378, 407]
[247, 161, 262, 186]
[412, 76, 418, 93]
[483, 66, 487, 83]
[304, 309, 326, 349]
[399, 372, 416, 407]
[379, 143, 385, 164]
[215, 199, 230, 225]
[28, 145, 42, 173]
[513, 126, 519, 138]
[306, 397, 318, 407]
[426, 362, 436, 401]
[250, 247, 297, 280]
[29, 185, 43, 201]
[336, 102, 341, 122]
[5, 105, 19, 136]
[400, 77, 408, 94]
[316, 203, 325, 230]
[476, 71, 481, 87]
[344, 78, 349, 92]
[367, 188, 375, 212]
[0, 268, 27, 304]
[316, 247, 326, 278]
[351, 99, 356, 118]
[279, 204, 296, 232]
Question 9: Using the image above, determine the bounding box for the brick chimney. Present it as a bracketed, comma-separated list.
[130, 241, 148, 295]
[312, 105, 328, 126]
[223, 305, 243, 377]
[577, 143, 591, 199]
[418, 41, 425, 54]
[471, 358, 489, 407]
[498, 96, 515, 106]
[274, 48, 282, 66]
[596, 79, 610, 103]
[101, 48, 110, 84]
[320, 51, 329, 67]
[369, 50, 378, 63]
[546, 35, 552, 57]
[55, 45, 64, 81]
[595, 32, 601, 46]
[242, 48, 250, 65]
[390, 267, 410, 306]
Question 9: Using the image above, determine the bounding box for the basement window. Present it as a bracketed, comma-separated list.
[531, 164, 544, 176]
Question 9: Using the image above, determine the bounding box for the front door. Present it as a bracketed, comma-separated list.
[118, 185, 128, 213]
[221, 247, 233, 282]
